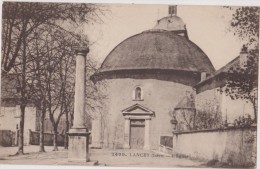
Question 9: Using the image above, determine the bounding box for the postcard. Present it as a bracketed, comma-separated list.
[0, 2, 259, 169]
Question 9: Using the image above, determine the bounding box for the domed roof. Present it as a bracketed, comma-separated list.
[98, 30, 215, 74]
[153, 16, 186, 31]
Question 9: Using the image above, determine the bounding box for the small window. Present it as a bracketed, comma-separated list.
[133, 87, 143, 101]
[135, 87, 141, 100]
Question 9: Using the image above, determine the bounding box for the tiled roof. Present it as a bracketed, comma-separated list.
[194, 56, 240, 87]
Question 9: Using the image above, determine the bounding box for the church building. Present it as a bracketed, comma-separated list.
[91, 6, 219, 150]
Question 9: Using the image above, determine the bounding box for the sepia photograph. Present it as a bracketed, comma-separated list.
[0, 1, 259, 168]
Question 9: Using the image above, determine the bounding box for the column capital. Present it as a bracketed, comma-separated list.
[74, 46, 89, 56]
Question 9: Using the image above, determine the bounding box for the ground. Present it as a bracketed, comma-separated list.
[0, 145, 205, 167]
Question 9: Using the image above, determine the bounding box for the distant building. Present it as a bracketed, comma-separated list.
[195, 50, 255, 126]
[0, 74, 67, 145]
[0, 74, 36, 145]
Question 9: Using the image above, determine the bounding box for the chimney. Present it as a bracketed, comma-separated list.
[239, 45, 248, 68]
[200, 71, 207, 81]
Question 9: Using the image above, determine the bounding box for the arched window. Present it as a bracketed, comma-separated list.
[133, 87, 143, 100]
[135, 87, 141, 100]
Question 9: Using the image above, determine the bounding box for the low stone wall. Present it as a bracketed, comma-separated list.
[173, 126, 257, 167]
[29, 130, 65, 146]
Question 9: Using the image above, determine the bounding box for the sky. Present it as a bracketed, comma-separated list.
[84, 4, 246, 70]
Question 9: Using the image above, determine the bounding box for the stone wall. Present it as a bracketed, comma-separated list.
[29, 130, 65, 146]
[173, 126, 257, 166]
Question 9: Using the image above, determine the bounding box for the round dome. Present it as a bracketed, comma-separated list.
[98, 30, 215, 74]
[153, 16, 186, 31]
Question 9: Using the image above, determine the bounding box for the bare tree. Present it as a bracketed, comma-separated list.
[45, 27, 78, 151]
[28, 24, 107, 151]
[27, 28, 51, 152]
[2, 2, 104, 74]
[2, 2, 105, 154]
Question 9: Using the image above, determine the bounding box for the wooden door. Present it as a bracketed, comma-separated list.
[130, 120, 145, 149]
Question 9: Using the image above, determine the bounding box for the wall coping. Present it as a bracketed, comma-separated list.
[173, 125, 257, 135]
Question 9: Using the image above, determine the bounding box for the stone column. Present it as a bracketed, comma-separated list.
[144, 118, 150, 150]
[68, 46, 91, 162]
[123, 118, 130, 149]
[73, 47, 88, 128]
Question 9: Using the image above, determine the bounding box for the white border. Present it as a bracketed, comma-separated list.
[1, 0, 260, 6]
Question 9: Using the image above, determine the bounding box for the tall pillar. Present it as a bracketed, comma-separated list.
[144, 118, 150, 150]
[123, 118, 130, 149]
[73, 47, 88, 128]
[68, 46, 91, 162]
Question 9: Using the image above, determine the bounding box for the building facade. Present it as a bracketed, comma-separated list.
[90, 8, 218, 150]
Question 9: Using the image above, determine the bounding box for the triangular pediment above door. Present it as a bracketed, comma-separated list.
[122, 103, 155, 116]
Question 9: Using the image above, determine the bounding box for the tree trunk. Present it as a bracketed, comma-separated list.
[39, 109, 46, 152]
[53, 125, 58, 151]
[64, 110, 69, 149]
[16, 30, 27, 156]
[16, 104, 26, 155]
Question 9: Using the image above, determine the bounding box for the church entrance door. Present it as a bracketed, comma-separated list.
[122, 104, 154, 149]
[130, 119, 145, 149]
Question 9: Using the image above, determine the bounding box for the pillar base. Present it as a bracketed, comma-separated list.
[68, 128, 91, 162]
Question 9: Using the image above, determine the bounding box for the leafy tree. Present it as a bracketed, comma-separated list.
[195, 109, 223, 130]
[224, 7, 259, 122]
[225, 47, 258, 122]
[229, 7, 259, 45]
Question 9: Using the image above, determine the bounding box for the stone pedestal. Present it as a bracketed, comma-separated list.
[68, 46, 90, 162]
[68, 128, 91, 162]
